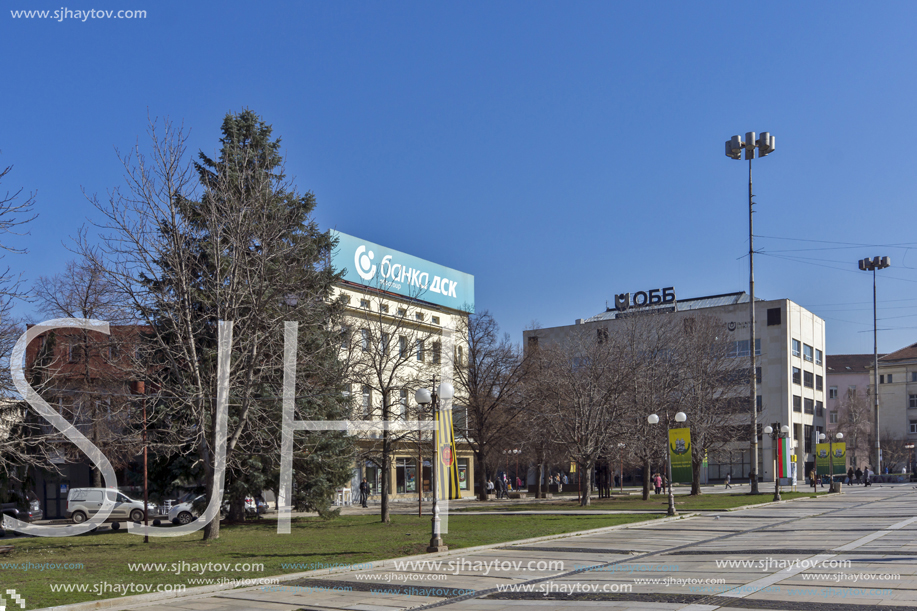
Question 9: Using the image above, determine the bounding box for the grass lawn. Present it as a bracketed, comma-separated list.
[2, 512, 661, 608]
[454, 490, 821, 512]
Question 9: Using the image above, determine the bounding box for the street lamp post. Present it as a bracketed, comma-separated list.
[648, 411, 687, 516]
[130, 380, 149, 543]
[726, 131, 775, 495]
[819, 431, 845, 492]
[764, 423, 790, 502]
[415, 379, 454, 553]
[618, 442, 625, 493]
[858, 256, 890, 473]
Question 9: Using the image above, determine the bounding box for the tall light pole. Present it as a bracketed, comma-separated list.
[726, 131, 775, 494]
[415, 379, 454, 553]
[617, 442, 625, 493]
[648, 410, 687, 516]
[859, 256, 890, 473]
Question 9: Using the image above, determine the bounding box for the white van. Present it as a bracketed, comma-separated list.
[66, 488, 154, 524]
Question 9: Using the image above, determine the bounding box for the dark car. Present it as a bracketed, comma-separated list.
[1, 490, 43, 523]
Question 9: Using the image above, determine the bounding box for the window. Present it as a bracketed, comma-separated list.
[756, 367, 762, 384]
[361, 385, 371, 416]
[816, 375, 823, 392]
[767, 307, 781, 326]
[880, 374, 886, 384]
[381, 332, 390, 354]
[415, 312, 424, 321]
[756, 395, 763, 412]
[829, 386, 838, 399]
[912, 372, 917, 382]
[792, 367, 801, 385]
[910, 394, 917, 409]
[888, 374, 893, 384]
[793, 395, 802, 412]
[432, 342, 441, 365]
[829, 411, 838, 424]
[815, 401, 824, 417]
[804, 424, 813, 454]
[399, 389, 408, 418]
[597, 327, 609, 343]
[528, 336, 539, 347]
[732, 339, 761, 358]
[360, 299, 370, 309]
[815, 349, 823, 366]
[416, 340, 424, 361]
[457, 458, 469, 490]
[399, 336, 407, 358]
[804, 398, 814, 414]
[68, 342, 83, 363]
[396, 458, 416, 493]
[432, 316, 440, 325]
[397, 308, 407, 316]
[340, 294, 351, 305]
[456, 346, 463, 366]
[847, 385, 857, 396]
[911, 421, 917, 435]
[803, 344, 814, 362]
[361, 329, 369, 351]
[804, 371, 814, 388]
[792, 339, 800, 357]
[341, 326, 350, 349]
[380, 304, 389, 313]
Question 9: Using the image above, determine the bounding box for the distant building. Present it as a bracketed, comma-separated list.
[873, 342, 917, 470]
[825, 354, 876, 468]
[523, 291, 827, 483]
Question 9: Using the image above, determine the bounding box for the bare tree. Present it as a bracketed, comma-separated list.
[453, 311, 527, 501]
[878, 429, 910, 473]
[528, 326, 629, 506]
[343, 287, 438, 523]
[836, 389, 872, 468]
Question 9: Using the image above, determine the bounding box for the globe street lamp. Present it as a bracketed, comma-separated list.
[726, 131, 775, 494]
[648, 411, 687, 516]
[858, 256, 890, 473]
[764, 423, 790, 501]
[414, 379, 454, 552]
[819, 431, 844, 492]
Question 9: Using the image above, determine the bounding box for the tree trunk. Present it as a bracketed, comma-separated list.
[202, 404, 219, 541]
[690, 453, 702, 496]
[537, 460, 544, 499]
[381, 398, 391, 523]
[580, 463, 592, 506]
[642, 457, 650, 501]
[228, 497, 245, 522]
[476, 448, 488, 501]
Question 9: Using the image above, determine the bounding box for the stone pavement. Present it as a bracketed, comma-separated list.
[69, 485, 917, 611]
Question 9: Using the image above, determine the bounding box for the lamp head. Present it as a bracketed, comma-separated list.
[781, 425, 790, 434]
[675, 412, 687, 423]
[414, 388, 432, 405]
[647, 414, 660, 424]
[819, 433, 826, 441]
[438, 382, 454, 401]
[764, 426, 773, 435]
[836, 432, 844, 440]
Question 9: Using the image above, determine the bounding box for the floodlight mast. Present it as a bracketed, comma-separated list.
[725, 131, 775, 494]
[858, 255, 890, 473]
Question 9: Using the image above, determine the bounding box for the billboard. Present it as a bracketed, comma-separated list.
[816, 442, 847, 476]
[331, 231, 474, 312]
[668, 427, 692, 484]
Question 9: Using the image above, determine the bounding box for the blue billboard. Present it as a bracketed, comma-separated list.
[331, 231, 474, 313]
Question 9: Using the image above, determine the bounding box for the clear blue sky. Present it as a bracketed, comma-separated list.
[3, 1, 916, 354]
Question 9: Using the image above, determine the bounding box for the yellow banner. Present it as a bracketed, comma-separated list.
[668, 427, 692, 483]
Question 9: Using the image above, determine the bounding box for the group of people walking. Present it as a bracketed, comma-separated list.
[808, 466, 873, 489]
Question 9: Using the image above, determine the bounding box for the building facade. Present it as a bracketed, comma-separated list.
[825, 354, 875, 468]
[331, 231, 476, 500]
[873, 343, 917, 471]
[523, 291, 827, 483]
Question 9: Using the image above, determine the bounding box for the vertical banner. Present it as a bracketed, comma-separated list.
[435, 406, 461, 500]
[816, 443, 846, 475]
[668, 428, 692, 484]
[777, 438, 791, 479]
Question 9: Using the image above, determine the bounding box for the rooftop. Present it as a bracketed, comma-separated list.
[826, 354, 880, 373]
[584, 291, 760, 323]
[878, 342, 917, 363]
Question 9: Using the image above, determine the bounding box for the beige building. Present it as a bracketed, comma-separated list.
[523, 291, 827, 482]
[332, 231, 476, 500]
[872, 342, 917, 471]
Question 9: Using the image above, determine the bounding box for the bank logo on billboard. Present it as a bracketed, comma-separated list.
[332, 231, 474, 312]
[354, 245, 377, 281]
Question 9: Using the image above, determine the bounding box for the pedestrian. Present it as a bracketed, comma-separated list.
[855, 467, 863, 484]
[516, 475, 523, 491]
[359, 478, 370, 508]
[725, 473, 732, 489]
[486, 479, 494, 497]
[614, 473, 620, 489]
[809, 469, 817, 490]
[864, 466, 871, 487]
[557, 473, 563, 494]
[653, 473, 663, 495]
[847, 467, 854, 486]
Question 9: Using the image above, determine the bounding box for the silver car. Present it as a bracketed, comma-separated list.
[66, 488, 153, 524]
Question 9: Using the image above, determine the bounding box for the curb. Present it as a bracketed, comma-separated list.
[36, 512, 686, 611]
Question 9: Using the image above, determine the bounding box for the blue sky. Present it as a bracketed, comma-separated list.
[2, 1, 916, 354]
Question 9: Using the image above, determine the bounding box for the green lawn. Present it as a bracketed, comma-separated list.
[1, 512, 661, 608]
[454, 490, 821, 512]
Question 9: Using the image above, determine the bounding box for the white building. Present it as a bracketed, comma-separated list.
[523, 291, 827, 482]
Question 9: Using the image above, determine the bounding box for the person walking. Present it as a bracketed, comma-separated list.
[486, 479, 494, 497]
[653, 473, 663, 495]
[557, 473, 563, 494]
[809, 468, 817, 490]
[725, 473, 732, 490]
[359, 478, 370, 508]
[855, 467, 863, 484]
[847, 467, 854, 486]
[864, 466, 871, 487]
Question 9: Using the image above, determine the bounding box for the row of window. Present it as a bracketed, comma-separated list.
[343, 295, 441, 325]
[727, 339, 761, 358]
[345, 330, 462, 365]
[880, 372, 917, 384]
[792, 395, 824, 416]
[791, 339, 822, 365]
[363, 457, 469, 494]
[791, 367, 823, 390]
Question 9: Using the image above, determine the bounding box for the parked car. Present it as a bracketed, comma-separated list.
[66, 488, 156, 524]
[168, 494, 232, 525]
[1, 490, 42, 522]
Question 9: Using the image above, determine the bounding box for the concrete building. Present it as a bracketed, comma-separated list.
[523, 291, 827, 483]
[873, 342, 917, 471]
[331, 231, 476, 500]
